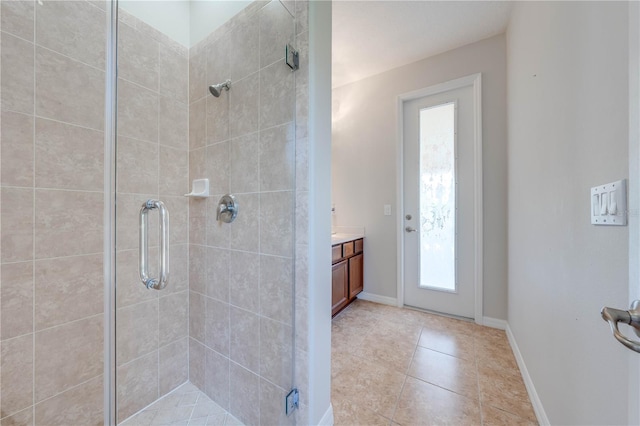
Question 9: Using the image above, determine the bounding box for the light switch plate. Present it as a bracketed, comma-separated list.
[384, 204, 392, 216]
[591, 179, 627, 226]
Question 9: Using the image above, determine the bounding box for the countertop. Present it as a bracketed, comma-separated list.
[331, 233, 365, 245]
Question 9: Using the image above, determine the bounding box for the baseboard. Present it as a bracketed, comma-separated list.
[506, 324, 550, 426]
[317, 403, 334, 426]
[482, 316, 507, 330]
[357, 292, 398, 306]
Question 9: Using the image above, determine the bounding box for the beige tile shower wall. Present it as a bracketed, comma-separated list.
[115, 10, 190, 423]
[0, 1, 106, 424]
[188, 1, 300, 424]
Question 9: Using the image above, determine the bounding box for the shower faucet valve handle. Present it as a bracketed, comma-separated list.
[216, 194, 238, 223]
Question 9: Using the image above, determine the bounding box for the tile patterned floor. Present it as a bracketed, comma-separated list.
[120, 382, 244, 426]
[331, 300, 538, 426]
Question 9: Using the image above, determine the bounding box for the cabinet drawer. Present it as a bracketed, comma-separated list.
[331, 245, 342, 263]
[342, 241, 355, 258]
[354, 239, 363, 254]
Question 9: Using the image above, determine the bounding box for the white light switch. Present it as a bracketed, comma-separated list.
[600, 192, 609, 215]
[591, 179, 627, 225]
[384, 204, 392, 216]
[609, 190, 617, 214]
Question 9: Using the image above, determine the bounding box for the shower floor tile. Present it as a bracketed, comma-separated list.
[120, 382, 244, 426]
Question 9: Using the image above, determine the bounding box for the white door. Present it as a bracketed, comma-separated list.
[402, 79, 480, 319]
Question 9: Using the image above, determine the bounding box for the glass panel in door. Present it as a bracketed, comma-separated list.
[419, 102, 456, 291]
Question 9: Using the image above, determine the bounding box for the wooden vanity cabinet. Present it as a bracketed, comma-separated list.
[331, 260, 349, 315]
[348, 253, 363, 299]
[331, 238, 364, 317]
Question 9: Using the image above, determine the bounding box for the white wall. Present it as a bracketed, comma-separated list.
[507, 2, 630, 424]
[332, 34, 508, 319]
[307, 1, 333, 424]
[119, 0, 250, 47]
[119, 1, 191, 46]
[190, 1, 251, 46]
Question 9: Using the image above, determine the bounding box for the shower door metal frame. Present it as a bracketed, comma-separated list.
[102, 2, 301, 423]
[104, 0, 118, 424]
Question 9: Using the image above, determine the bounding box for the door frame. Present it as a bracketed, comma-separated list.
[629, 2, 640, 423]
[395, 73, 483, 324]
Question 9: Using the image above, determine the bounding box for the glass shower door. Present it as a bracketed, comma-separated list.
[113, 1, 298, 424]
[113, 3, 191, 423]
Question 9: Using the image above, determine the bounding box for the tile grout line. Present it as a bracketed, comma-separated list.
[185, 390, 197, 425]
[257, 24, 263, 413]
[1, 108, 105, 134]
[25, 374, 103, 417]
[389, 325, 422, 425]
[0, 29, 106, 76]
[31, 3, 37, 421]
[389, 375, 406, 425]
[225, 77, 233, 420]
[186, 45, 191, 395]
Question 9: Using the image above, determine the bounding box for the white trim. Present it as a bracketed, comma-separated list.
[396, 73, 484, 323]
[307, 1, 333, 424]
[317, 403, 334, 426]
[396, 86, 405, 308]
[506, 324, 550, 426]
[481, 316, 507, 330]
[357, 292, 398, 306]
[472, 74, 484, 325]
[629, 2, 640, 424]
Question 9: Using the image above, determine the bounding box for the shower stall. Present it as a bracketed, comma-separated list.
[0, 0, 310, 424]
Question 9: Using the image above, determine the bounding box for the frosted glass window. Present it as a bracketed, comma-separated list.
[419, 102, 456, 291]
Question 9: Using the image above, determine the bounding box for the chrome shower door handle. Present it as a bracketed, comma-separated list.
[601, 300, 640, 353]
[139, 199, 170, 290]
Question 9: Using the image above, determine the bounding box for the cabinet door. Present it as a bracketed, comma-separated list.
[349, 253, 364, 299]
[332, 260, 349, 316]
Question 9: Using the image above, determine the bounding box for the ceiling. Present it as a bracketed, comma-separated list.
[332, 1, 512, 88]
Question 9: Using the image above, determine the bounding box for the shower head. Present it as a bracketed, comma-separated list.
[209, 79, 231, 97]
